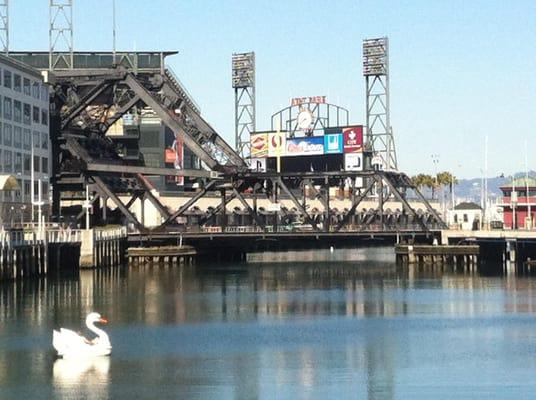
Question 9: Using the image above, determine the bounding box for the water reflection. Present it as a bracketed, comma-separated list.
[1, 249, 536, 398]
[53, 357, 110, 399]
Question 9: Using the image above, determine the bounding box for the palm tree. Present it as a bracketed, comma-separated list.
[411, 174, 436, 199]
[436, 171, 458, 206]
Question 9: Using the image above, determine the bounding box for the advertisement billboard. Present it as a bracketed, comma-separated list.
[164, 131, 184, 186]
[249, 157, 267, 172]
[285, 137, 324, 157]
[268, 131, 287, 157]
[250, 133, 268, 158]
[343, 126, 364, 153]
[344, 153, 363, 171]
[324, 133, 343, 154]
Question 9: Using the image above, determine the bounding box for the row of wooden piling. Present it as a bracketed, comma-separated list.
[395, 244, 479, 270]
[0, 244, 47, 280]
[94, 238, 124, 269]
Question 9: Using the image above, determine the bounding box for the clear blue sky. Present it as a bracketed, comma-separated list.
[10, 0, 536, 178]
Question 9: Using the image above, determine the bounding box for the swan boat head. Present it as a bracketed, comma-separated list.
[86, 312, 108, 326]
[53, 312, 112, 358]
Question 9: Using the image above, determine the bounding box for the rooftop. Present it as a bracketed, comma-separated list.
[454, 201, 482, 210]
[7, 51, 178, 72]
[499, 176, 536, 190]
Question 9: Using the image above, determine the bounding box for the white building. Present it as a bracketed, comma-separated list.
[447, 201, 482, 230]
[0, 54, 50, 225]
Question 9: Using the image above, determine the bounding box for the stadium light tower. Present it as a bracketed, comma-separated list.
[49, 0, 74, 70]
[0, 0, 8, 55]
[232, 52, 255, 159]
[363, 37, 397, 171]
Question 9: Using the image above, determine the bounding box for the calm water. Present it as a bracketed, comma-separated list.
[1, 247, 536, 399]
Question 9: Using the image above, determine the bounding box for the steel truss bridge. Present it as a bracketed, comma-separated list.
[11, 51, 446, 246]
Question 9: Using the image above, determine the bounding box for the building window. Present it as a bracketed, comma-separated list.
[14, 180, 21, 201]
[454, 214, 458, 223]
[13, 74, 21, 92]
[3, 69, 11, 89]
[41, 109, 49, 126]
[4, 97, 12, 120]
[40, 85, 48, 102]
[32, 131, 40, 147]
[23, 103, 31, 125]
[4, 150, 12, 172]
[33, 106, 40, 123]
[13, 100, 21, 123]
[14, 152, 22, 173]
[33, 155, 40, 173]
[0, 149, 2, 172]
[41, 132, 48, 149]
[13, 126, 21, 148]
[42, 182, 49, 197]
[23, 78, 31, 96]
[4, 123, 11, 146]
[23, 154, 30, 174]
[23, 129, 30, 150]
[32, 82, 39, 99]
[24, 181, 30, 200]
[463, 214, 468, 223]
[41, 157, 48, 174]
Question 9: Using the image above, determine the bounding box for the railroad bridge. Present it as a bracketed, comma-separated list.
[11, 51, 446, 249]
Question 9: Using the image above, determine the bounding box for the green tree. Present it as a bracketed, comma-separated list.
[411, 173, 436, 199]
[436, 171, 458, 204]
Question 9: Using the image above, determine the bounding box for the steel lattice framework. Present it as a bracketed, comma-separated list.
[363, 37, 397, 171]
[10, 49, 445, 237]
[49, 0, 73, 70]
[0, 0, 8, 55]
[232, 52, 255, 158]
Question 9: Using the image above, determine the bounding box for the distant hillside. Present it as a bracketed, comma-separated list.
[454, 171, 536, 203]
[411, 171, 536, 204]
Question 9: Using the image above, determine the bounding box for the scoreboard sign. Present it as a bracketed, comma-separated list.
[250, 133, 268, 157]
[291, 96, 326, 106]
[343, 126, 364, 153]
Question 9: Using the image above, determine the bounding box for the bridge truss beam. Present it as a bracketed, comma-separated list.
[34, 51, 445, 236]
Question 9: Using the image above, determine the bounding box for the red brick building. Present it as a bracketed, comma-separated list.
[499, 177, 536, 229]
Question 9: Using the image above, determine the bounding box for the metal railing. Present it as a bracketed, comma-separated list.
[0, 226, 128, 247]
[189, 224, 436, 235]
[94, 226, 128, 241]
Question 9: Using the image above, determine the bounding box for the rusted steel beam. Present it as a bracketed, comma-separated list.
[232, 187, 265, 228]
[199, 191, 237, 226]
[334, 178, 376, 232]
[92, 176, 143, 230]
[61, 81, 113, 130]
[276, 177, 319, 231]
[86, 163, 218, 178]
[161, 180, 218, 226]
[136, 174, 171, 220]
[380, 173, 428, 232]
[124, 74, 231, 171]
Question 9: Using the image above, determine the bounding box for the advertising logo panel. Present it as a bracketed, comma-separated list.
[324, 133, 343, 154]
[344, 153, 363, 171]
[250, 133, 268, 157]
[285, 137, 324, 156]
[268, 131, 287, 157]
[249, 157, 267, 172]
[164, 131, 184, 186]
[343, 126, 364, 153]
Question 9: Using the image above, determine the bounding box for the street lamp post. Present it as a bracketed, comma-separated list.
[511, 176, 517, 230]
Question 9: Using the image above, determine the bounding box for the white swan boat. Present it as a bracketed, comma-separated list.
[53, 312, 112, 358]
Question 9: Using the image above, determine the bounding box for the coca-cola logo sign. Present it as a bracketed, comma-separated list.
[285, 137, 324, 156]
